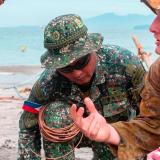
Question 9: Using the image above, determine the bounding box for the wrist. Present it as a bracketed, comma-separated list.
[105, 124, 120, 146]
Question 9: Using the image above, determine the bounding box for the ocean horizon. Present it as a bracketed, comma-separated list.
[0, 25, 158, 66]
[0, 12, 158, 88]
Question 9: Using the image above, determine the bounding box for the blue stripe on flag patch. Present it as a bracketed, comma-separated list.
[24, 100, 41, 109]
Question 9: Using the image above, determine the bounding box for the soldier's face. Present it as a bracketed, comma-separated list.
[150, 11, 160, 54]
[58, 52, 97, 85]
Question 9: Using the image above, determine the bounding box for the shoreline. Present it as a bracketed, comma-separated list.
[0, 65, 43, 88]
[0, 65, 43, 74]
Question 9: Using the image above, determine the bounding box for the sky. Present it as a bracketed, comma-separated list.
[0, 0, 154, 27]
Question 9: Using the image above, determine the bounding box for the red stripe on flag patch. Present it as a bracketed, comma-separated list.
[22, 105, 39, 114]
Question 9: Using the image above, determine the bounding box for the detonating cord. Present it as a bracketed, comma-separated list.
[30, 106, 83, 160]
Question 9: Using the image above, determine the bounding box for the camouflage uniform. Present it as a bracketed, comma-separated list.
[18, 14, 145, 160]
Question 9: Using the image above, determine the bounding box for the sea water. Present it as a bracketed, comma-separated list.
[0, 26, 44, 66]
[0, 26, 158, 66]
[0, 26, 158, 87]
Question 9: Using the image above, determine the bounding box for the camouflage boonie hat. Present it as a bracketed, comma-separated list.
[41, 14, 103, 69]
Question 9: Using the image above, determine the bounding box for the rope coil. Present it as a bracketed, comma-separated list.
[38, 106, 80, 142]
[37, 105, 83, 160]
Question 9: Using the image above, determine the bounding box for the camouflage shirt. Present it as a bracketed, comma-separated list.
[23, 44, 145, 120]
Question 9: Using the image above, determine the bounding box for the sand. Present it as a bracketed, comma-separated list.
[0, 65, 93, 160]
[0, 65, 43, 74]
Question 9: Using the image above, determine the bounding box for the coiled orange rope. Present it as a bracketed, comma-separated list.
[36, 106, 83, 160]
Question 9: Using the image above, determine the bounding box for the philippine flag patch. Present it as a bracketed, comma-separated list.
[22, 100, 41, 114]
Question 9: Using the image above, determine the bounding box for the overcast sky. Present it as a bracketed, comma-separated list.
[0, 0, 154, 27]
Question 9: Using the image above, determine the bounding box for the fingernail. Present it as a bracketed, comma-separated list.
[85, 97, 90, 101]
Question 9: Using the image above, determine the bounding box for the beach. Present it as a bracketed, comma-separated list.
[0, 4, 157, 159]
[0, 65, 93, 160]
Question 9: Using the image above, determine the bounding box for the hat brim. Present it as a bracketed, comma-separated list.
[41, 33, 103, 69]
[141, 0, 158, 14]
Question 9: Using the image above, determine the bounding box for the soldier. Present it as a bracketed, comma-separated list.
[18, 14, 145, 160]
[71, 1, 160, 160]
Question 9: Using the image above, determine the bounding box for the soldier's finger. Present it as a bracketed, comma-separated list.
[82, 115, 95, 136]
[88, 117, 100, 139]
[71, 104, 84, 125]
[70, 104, 77, 120]
[84, 97, 97, 113]
[76, 107, 84, 117]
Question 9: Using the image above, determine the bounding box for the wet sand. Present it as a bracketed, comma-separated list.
[0, 65, 43, 74]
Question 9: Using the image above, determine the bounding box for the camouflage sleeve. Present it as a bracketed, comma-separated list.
[100, 45, 146, 116]
[112, 45, 146, 92]
[110, 116, 160, 160]
[103, 45, 146, 112]
[125, 56, 146, 113]
[110, 45, 146, 114]
[27, 78, 48, 104]
[22, 69, 57, 113]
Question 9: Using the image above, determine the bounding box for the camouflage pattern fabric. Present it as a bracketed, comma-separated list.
[18, 44, 146, 160]
[109, 58, 160, 160]
[43, 101, 118, 160]
[18, 112, 41, 160]
[43, 102, 75, 160]
[41, 14, 103, 69]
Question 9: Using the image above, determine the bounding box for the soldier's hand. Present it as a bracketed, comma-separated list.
[70, 97, 120, 145]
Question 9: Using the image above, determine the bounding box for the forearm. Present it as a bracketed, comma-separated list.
[106, 124, 121, 146]
[18, 111, 41, 159]
[109, 117, 160, 160]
